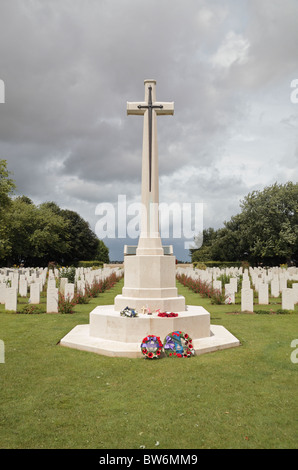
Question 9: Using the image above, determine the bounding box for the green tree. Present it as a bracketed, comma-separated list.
[7, 198, 70, 266]
[190, 228, 218, 261]
[95, 239, 110, 264]
[0, 160, 16, 262]
[191, 182, 298, 265]
[39, 203, 100, 264]
[59, 209, 99, 264]
[239, 182, 298, 264]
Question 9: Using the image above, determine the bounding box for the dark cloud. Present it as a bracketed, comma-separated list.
[0, 0, 297, 260]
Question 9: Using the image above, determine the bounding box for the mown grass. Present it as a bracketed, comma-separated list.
[0, 278, 297, 449]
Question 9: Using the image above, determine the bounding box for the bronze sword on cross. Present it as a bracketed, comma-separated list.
[127, 81, 174, 198]
[137, 86, 163, 192]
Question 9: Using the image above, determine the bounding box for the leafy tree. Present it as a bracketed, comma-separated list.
[40, 203, 108, 265]
[191, 182, 298, 265]
[191, 228, 217, 261]
[0, 160, 16, 262]
[6, 198, 70, 265]
[95, 239, 110, 264]
[0, 160, 15, 208]
[239, 182, 298, 264]
[58, 209, 99, 264]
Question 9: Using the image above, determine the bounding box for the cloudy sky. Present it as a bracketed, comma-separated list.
[0, 0, 297, 261]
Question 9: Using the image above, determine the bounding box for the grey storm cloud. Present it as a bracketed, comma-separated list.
[0, 0, 297, 260]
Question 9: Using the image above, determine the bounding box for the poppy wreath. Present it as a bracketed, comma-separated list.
[163, 331, 195, 358]
[140, 335, 163, 359]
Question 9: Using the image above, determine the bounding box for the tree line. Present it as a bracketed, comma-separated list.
[190, 182, 298, 266]
[0, 160, 109, 266]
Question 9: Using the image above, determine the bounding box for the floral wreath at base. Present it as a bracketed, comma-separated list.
[156, 310, 178, 318]
[163, 331, 195, 358]
[120, 306, 138, 318]
[141, 335, 163, 359]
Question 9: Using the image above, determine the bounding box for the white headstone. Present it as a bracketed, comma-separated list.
[30, 283, 40, 304]
[279, 276, 287, 292]
[47, 279, 56, 289]
[241, 288, 253, 312]
[65, 283, 74, 301]
[230, 277, 238, 292]
[59, 277, 68, 294]
[19, 279, 28, 297]
[213, 280, 222, 293]
[242, 279, 251, 290]
[270, 277, 280, 297]
[77, 280, 85, 296]
[0, 284, 7, 304]
[5, 288, 17, 312]
[47, 288, 58, 313]
[258, 283, 269, 305]
[292, 283, 298, 304]
[282, 288, 294, 310]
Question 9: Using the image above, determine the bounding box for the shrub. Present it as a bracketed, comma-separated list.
[74, 291, 90, 304]
[58, 293, 77, 314]
[58, 271, 122, 312]
[254, 309, 294, 315]
[210, 289, 228, 305]
[19, 304, 44, 314]
[193, 262, 207, 270]
[59, 266, 76, 284]
[177, 273, 228, 304]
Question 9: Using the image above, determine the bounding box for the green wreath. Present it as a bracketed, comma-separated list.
[163, 331, 195, 357]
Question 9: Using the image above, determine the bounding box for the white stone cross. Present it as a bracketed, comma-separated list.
[127, 80, 174, 254]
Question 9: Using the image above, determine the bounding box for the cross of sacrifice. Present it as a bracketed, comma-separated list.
[127, 79, 174, 193]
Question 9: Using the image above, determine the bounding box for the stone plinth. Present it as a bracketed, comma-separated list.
[90, 305, 210, 342]
[60, 304, 240, 358]
[114, 251, 185, 312]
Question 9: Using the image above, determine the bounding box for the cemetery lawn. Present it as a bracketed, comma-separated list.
[0, 278, 297, 450]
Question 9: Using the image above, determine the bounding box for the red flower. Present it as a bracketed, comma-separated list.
[177, 353, 182, 357]
[148, 352, 153, 358]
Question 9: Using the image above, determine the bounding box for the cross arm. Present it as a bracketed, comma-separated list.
[155, 102, 174, 116]
[127, 102, 146, 115]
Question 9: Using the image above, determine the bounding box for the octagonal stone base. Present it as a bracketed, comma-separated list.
[60, 305, 240, 358]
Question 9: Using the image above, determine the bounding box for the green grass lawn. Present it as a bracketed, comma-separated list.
[0, 278, 297, 449]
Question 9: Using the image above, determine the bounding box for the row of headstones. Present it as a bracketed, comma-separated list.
[176, 266, 298, 312]
[46, 266, 123, 313]
[0, 267, 48, 311]
[0, 266, 123, 313]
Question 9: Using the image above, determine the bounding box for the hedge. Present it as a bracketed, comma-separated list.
[193, 261, 243, 268]
[77, 260, 104, 268]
